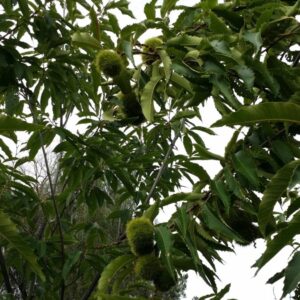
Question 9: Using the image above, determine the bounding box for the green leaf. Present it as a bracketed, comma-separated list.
[224, 166, 245, 199]
[211, 180, 231, 215]
[158, 49, 172, 83]
[232, 150, 260, 187]
[212, 284, 231, 300]
[171, 110, 198, 121]
[259, 160, 300, 235]
[144, 0, 157, 19]
[170, 72, 193, 93]
[254, 213, 300, 272]
[143, 201, 159, 222]
[98, 295, 147, 300]
[233, 65, 255, 90]
[211, 75, 241, 110]
[62, 251, 81, 281]
[0, 115, 41, 131]
[0, 210, 45, 281]
[183, 135, 193, 156]
[167, 35, 202, 46]
[243, 31, 262, 54]
[90, 7, 100, 41]
[140, 63, 161, 122]
[121, 40, 134, 66]
[209, 12, 231, 34]
[161, 192, 203, 206]
[224, 129, 240, 157]
[194, 144, 224, 161]
[71, 32, 101, 50]
[212, 103, 300, 127]
[201, 205, 244, 242]
[17, 0, 30, 18]
[181, 161, 210, 182]
[108, 13, 120, 34]
[249, 59, 279, 95]
[0, 138, 12, 158]
[271, 140, 294, 164]
[175, 206, 189, 239]
[97, 255, 135, 293]
[266, 269, 285, 284]
[155, 225, 175, 279]
[200, 0, 218, 9]
[161, 0, 179, 18]
[282, 252, 300, 298]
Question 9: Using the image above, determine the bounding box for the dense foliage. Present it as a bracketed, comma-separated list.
[0, 0, 300, 299]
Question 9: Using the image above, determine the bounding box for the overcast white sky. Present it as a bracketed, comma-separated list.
[117, 1, 294, 299]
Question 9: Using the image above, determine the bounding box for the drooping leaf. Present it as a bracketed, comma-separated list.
[212, 103, 300, 127]
[158, 49, 172, 83]
[0, 115, 41, 131]
[209, 12, 231, 34]
[233, 65, 255, 90]
[144, 0, 157, 20]
[71, 32, 101, 50]
[90, 7, 100, 41]
[155, 225, 175, 279]
[201, 204, 244, 242]
[212, 283, 231, 300]
[259, 160, 300, 235]
[161, 192, 203, 207]
[211, 180, 231, 215]
[161, 0, 179, 18]
[0, 210, 45, 281]
[97, 255, 135, 293]
[183, 134, 193, 156]
[266, 269, 285, 284]
[170, 72, 193, 93]
[62, 251, 81, 281]
[282, 252, 300, 298]
[243, 31, 262, 54]
[254, 213, 300, 272]
[17, 0, 30, 18]
[140, 63, 161, 122]
[232, 150, 260, 187]
[194, 144, 224, 161]
[174, 206, 190, 239]
[211, 75, 241, 110]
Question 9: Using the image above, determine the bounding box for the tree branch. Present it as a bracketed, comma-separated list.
[21, 84, 66, 300]
[80, 273, 100, 300]
[144, 121, 183, 206]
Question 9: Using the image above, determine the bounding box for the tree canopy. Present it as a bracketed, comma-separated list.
[0, 0, 300, 299]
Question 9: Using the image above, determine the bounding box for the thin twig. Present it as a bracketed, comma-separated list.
[262, 25, 300, 54]
[144, 121, 184, 206]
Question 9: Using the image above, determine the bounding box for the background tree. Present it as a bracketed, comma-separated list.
[0, 0, 300, 299]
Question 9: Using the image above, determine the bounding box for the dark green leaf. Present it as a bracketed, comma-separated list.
[0, 210, 45, 281]
[282, 252, 300, 298]
[155, 225, 175, 279]
[213, 103, 300, 127]
[161, 0, 179, 18]
[259, 160, 300, 235]
[254, 213, 300, 272]
[0, 115, 41, 131]
[232, 150, 260, 187]
[71, 32, 101, 49]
